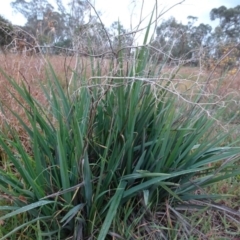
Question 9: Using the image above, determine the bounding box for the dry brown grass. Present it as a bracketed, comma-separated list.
[0, 53, 125, 136]
[0, 54, 84, 119]
[1, 54, 240, 104]
[1, 53, 240, 131]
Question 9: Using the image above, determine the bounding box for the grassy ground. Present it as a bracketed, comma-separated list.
[1, 53, 240, 239]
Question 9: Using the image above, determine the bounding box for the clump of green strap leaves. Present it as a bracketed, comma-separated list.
[0, 14, 240, 240]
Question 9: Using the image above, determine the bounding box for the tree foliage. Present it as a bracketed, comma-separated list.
[0, 15, 13, 52]
[150, 17, 211, 65]
[150, 4, 240, 72]
[7, 1, 240, 69]
[210, 5, 240, 39]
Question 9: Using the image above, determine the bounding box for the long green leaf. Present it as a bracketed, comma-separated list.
[0, 201, 54, 221]
[97, 181, 127, 240]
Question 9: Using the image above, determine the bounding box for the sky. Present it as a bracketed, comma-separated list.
[0, 0, 239, 31]
[94, 0, 239, 27]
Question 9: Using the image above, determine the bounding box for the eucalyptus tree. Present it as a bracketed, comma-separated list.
[11, 0, 65, 49]
[0, 15, 13, 53]
[150, 17, 193, 64]
[210, 5, 240, 41]
[209, 5, 240, 70]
